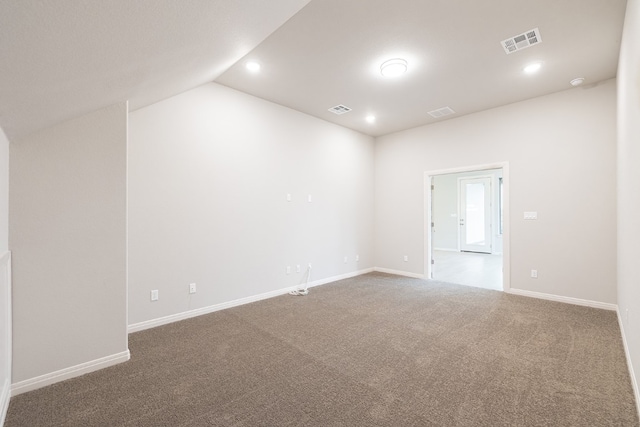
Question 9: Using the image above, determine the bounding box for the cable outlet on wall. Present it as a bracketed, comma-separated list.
[189, 283, 196, 294]
[531, 269, 538, 278]
[151, 290, 159, 301]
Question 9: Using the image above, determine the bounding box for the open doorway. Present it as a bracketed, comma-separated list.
[425, 163, 509, 292]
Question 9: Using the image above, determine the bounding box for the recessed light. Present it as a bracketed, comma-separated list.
[366, 115, 376, 123]
[570, 77, 585, 86]
[523, 62, 542, 74]
[246, 61, 261, 72]
[380, 58, 408, 77]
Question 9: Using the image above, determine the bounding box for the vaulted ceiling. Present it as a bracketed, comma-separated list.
[0, 0, 627, 140]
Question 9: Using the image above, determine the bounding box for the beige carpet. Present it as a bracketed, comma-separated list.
[6, 273, 639, 426]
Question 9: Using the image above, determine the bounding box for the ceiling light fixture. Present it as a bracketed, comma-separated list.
[246, 61, 261, 72]
[523, 62, 542, 74]
[366, 115, 376, 123]
[570, 77, 585, 86]
[380, 58, 408, 77]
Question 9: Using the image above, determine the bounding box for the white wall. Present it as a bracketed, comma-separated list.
[128, 83, 375, 326]
[0, 126, 10, 423]
[432, 169, 502, 253]
[617, 0, 640, 410]
[0, 127, 7, 254]
[9, 103, 129, 391]
[375, 79, 617, 304]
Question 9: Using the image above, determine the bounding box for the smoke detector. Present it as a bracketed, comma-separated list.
[328, 104, 352, 115]
[501, 28, 542, 54]
[428, 107, 455, 118]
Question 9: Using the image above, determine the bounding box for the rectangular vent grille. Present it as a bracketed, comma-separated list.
[328, 104, 352, 115]
[501, 28, 542, 54]
[428, 107, 455, 118]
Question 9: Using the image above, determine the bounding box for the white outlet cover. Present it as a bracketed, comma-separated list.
[524, 211, 538, 220]
[151, 290, 159, 301]
[286, 266, 291, 274]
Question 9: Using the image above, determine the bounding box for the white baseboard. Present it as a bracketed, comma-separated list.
[507, 288, 617, 311]
[128, 268, 375, 333]
[433, 248, 458, 252]
[11, 350, 130, 396]
[373, 267, 425, 279]
[0, 378, 10, 426]
[617, 309, 640, 420]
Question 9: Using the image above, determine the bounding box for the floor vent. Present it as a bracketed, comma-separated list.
[328, 104, 352, 115]
[501, 28, 542, 54]
[428, 107, 455, 118]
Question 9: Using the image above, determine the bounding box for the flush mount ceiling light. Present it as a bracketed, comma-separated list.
[365, 115, 376, 123]
[380, 58, 408, 77]
[246, 61, 261, 72]
[523, 62, 542, 74]
[570, 77, 585, 86]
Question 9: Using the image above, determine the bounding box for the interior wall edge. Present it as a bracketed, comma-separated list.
[617, 309, 640, 418]
[0, 250, 10, 426]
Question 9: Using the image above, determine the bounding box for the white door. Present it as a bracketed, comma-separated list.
[459, 177, 492, 253]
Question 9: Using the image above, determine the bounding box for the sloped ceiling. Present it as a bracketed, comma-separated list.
[0, 0, 627, 140]
[216, 0, 627, 136]
[0, 0, 311, 140]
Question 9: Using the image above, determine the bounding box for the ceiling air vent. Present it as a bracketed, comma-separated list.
[501, 28, 542, 54]
[428, 107, 455, 118]
[328, 104, 352, 115]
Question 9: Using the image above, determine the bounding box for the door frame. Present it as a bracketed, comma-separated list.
[424, 162, 510, 292]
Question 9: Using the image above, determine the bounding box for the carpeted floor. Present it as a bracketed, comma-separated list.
[6, 273, 639, 426]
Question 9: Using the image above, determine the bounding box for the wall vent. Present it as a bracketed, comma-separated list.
[501, 28, 542, 54]
[428, 107, 455, 118]
[328, 104, 352, 115]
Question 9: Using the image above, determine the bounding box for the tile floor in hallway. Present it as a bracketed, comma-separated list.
[432, 250, 503, 291]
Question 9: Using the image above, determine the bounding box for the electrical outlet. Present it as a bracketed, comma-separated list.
[404, 255, 408, 262]
[286, 266, 291, 275]
[531, 270, 538, 278]
[296, 265, 301, 273]
[356, 255, 359, 262]
[286, 193, 292, 202]
[344, 256, 348, 263]
[189, 283, 196, 294]
[151, 290, 159, 301]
